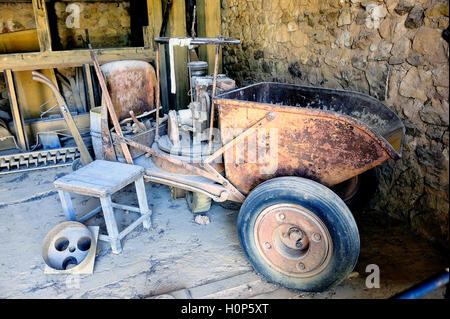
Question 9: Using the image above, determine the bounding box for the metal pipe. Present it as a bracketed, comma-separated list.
[208, 44, 220, 153]
[393, 269, 449, 299]
[154, 37, 240, 45]
[155, 43, 161, 141]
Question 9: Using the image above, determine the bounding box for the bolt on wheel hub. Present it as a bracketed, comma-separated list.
[254, 204, 332, 277]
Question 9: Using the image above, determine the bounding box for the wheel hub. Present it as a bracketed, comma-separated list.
[254, 204, 332, 277]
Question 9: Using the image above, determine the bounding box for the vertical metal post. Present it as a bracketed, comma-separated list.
[155, 43, 161, 141]
[208, 44, 220, 152]
[187, 48, 193, 104]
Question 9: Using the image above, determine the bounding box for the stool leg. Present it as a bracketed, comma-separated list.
[135, 177, 151, 229]
[100, 196, 122, 254]
[58, 190, 76, 221]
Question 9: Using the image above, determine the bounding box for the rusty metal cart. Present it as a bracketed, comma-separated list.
[104, 37, 405, 292]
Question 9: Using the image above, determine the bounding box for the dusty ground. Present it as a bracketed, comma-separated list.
[0, 166, 448, 299]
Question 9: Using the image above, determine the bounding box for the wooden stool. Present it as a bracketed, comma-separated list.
[54, 160, 151, 254]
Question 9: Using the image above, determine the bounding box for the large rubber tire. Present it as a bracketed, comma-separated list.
[186, 191, 212, 213]
[237, 176, 360, 292]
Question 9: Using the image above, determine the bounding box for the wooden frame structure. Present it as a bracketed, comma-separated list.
[0, 0, 221, 153]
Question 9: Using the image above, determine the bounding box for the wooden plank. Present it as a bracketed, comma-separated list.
[146, 0, 169, 112]
[58, 190, 76, 221]
[100, 196, 122, 254]
[100, 103, 117, 161]
[0, 47, 155, 71]
[135, 177, 151, 229]
[168, 0, 189, 110]
[78, 205, 102, 223]
[31, 71, 92, 165]
[89, 47, 134, 164]
[4, 69, 28, 150]
[54, 160, 144, 196]
[161, 271, 278, 299]
[111, 203, 141, 213]
[197, 0, 222, 74]
[32, 0, 52, 52]
[0, 29, 39, 54]
[83, 64, 96, 110]
[0, 1, 124, 2]
[14, 69, 58, 120]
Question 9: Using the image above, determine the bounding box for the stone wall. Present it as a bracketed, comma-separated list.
[222, 0, 449, 249]
[54, 1, 131, 49]
[0, 1, 131, 48]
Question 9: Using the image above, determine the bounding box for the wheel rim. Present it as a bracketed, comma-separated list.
[253, 204, 332, 277]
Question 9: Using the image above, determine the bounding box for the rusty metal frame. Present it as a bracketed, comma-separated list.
[205, 112, 276, 164]
[118, 135, 245, 202]
[119, 111, 274, 203]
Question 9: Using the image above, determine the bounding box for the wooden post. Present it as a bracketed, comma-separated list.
[32, 0, 52, 52]
[89, 47, 134, 164]
[4, 70, 28, 150]
[146, 0, 169, 113]
[168, 0, 189, 110]
[197, 0, 222, 74]
[83, 64, 96, 110]
[58, 190, 76, 221]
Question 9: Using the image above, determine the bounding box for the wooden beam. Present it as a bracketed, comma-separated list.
[168, 0, 189, 110]
[197, 0, 222, 74]
[32, 0, 52, 52]
[83, 64, 96, 110]
[0, 47, 154, 71]
[4, 70, 28, 150]
[146, 0, 169, 112]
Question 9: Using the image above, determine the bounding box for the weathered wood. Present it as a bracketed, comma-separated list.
[135, 177, 151, 229]
[100, 196, 122, 254]
[111, 203, 141, 213]
[100, 103, 117, 161]
[78, 205, 102, 223]
[4, 69, 28, 150]
[197, 0, 222, 74]
[168, 0, 189, 110]
[0, 47, 154, 71]
[89, 47, 134, 164]
[31, 71, 92, 165]
[54, 160, 144, 197]
[146, 0, 169, 111]
[58, 190, 76, 221]
[118, 215, 147, 240]
[0, 29, 39, 53]
[15, 69, 59, 120]
[83, 64, 96, 110]
[54, 159, 150, 254]
[32, 0, 52, 52]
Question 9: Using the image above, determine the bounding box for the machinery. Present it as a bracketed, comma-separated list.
[108, 35, 405, 292]
[164, 72, 235, 156]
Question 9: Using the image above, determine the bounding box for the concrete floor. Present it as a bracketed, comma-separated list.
[0, 166, 447, 299]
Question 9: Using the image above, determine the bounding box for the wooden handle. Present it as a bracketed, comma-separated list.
[89, 46, 133, 164]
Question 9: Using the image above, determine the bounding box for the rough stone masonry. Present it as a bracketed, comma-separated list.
[221, 0, 449, 249]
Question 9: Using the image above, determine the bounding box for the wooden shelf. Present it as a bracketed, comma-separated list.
[0, 46, 155, 71]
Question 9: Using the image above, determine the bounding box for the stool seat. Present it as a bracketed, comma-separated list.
[54, 160, 145, 197]
[53, 160, 151, 254]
